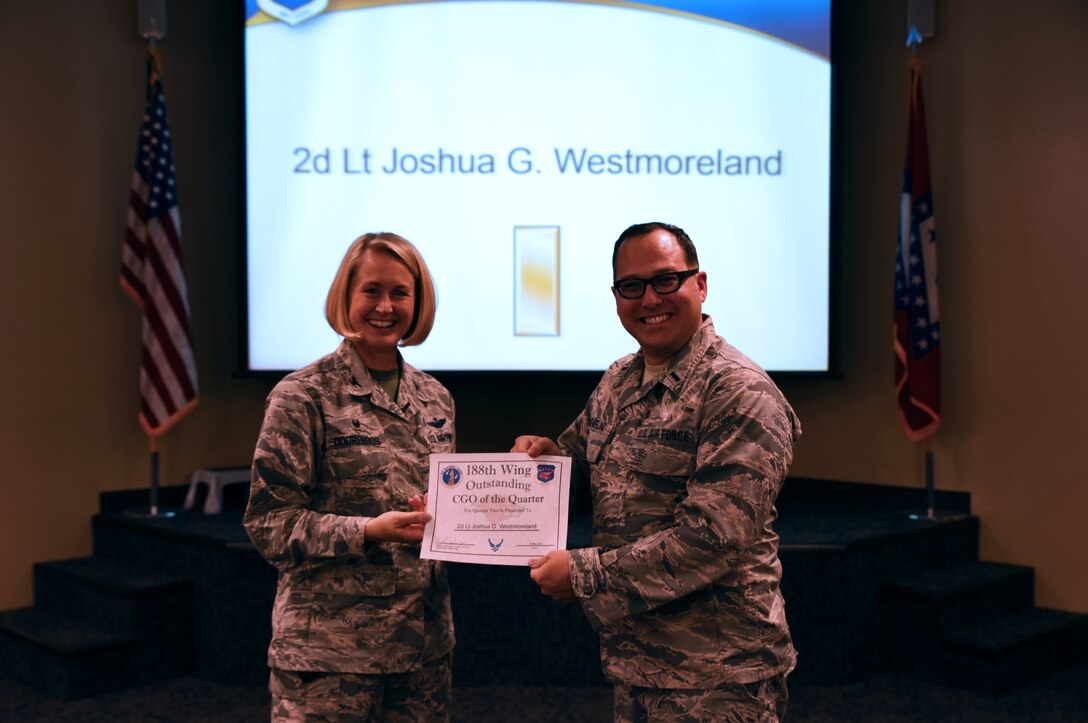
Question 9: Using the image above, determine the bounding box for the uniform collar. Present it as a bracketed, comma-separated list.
[659, 314, 716, 393]
[619, 315, 716, 401]
[337, 341, 419, 419]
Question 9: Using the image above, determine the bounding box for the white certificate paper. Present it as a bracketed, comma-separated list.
[420, 453, 571, 566]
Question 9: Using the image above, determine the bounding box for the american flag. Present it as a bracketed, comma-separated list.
[120, 45, 198, 439]
[894, 57, 940, 441]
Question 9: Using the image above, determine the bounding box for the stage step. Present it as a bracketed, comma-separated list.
[1, 479, 1080, 698]
[881, 561, 1088, 691]
[0, 556, 194, 698]
[883, 560, 1035, 632]
[90, 512, 277, 687]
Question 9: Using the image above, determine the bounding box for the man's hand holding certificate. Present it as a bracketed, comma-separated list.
[420, 453, 571, 565]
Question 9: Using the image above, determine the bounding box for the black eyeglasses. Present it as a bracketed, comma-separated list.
[612, 269, 700, 299]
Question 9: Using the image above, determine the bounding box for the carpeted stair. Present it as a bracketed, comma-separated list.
[3, 479, 1086, 700]
[881, 560, 1088, 692]
[0, 556, 194, 698]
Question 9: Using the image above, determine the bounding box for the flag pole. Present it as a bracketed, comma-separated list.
[149, 439, 162, 517]
[907, 441, 963, 522]
[122, 6, 193, 520]
[896, 26, 962, 523]
[925, 444, 935, 518]
[125, 437, 179, 519]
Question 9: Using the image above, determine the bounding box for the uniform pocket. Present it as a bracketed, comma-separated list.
[322, 445, 397, 483]
[637, 588, 721, 657]
[619, 447, 695, 533]
[269, 668, 340, 699]
[629, 453, 695, 478]
[316, 443, 400, 514]
[305, 565, 396, 596]
[299, 567, 407, 645]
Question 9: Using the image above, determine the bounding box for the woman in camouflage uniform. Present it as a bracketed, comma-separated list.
[244, 233, 456, 722]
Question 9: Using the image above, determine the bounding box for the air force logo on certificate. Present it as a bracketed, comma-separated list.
[421, 453, 571, 566]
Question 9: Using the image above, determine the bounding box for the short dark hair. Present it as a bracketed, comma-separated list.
[612, 222, 699, 277]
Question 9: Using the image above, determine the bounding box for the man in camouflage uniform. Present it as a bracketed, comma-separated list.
[245, 233, 456, 722]
[515, 222, 800, 722]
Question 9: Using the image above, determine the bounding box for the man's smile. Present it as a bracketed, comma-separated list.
[641, 313, 672, 326]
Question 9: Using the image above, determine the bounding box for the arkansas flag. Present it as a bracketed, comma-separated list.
[120, 45, 198, 439]
[894, 57, 940, 441]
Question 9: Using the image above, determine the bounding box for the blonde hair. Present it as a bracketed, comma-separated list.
[324, 232, 438, 347]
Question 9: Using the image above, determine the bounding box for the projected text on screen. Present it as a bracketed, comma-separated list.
[244, 0, 832, 373]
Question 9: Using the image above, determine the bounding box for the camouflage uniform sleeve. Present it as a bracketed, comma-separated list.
[556, 410, 594, 522]
[568, 373, 798, 630]
[243, 379, 369, 573]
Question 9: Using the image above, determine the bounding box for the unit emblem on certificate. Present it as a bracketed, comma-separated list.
[440, 466, 462, 487]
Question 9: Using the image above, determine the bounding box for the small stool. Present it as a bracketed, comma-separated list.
[184, 467, 251, 514]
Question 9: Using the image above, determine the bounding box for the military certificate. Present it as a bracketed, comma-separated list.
[420, 453, 571, 566]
